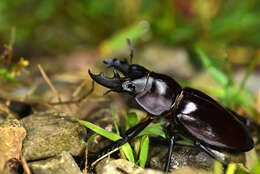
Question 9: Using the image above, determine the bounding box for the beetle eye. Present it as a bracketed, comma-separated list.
[127, 83, 134, 89]
[122, 81, 136, 93]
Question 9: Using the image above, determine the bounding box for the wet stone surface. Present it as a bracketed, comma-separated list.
[21, 111, 87, 161]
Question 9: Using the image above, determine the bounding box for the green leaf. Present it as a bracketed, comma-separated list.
[252, 161, 260, 174]
[126, 112, 139, 130]
[79, 120, 121, 141]
[214, 161, 223, 174]
[100, 21, 150, 55]
[195, 46, 228, 88]
[176, 134, 194, 146]
[139, 136, 149, 168]
[121, 143, 135, 163]
[238, 57, 260, 95]
[78, 120, 135, 163]
[110, 105, 120, 135]
[226, 163, 236, 174]
[137, 122, 166, 139]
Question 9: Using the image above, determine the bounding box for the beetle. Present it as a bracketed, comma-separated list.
[88, 39, 254, 172]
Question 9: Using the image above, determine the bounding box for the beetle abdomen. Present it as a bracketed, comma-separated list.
[176, 88, 254, 152]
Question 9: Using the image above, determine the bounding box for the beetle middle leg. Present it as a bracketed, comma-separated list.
[91, 115, 153, 167]
[164, 136, 176, 173]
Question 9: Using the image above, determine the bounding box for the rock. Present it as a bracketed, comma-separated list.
[29, 151, 82, 174]
[149, 144, 215, 171]
[169, 167, 212, 174]
[0, 111, 7, 123]
[98, 159, 140, 174]
[0, 119, 26, 171]
[97, 159, 163, 174]
[22, 111, 87, 161]
[135, 169, 164, 174]
[149, 142, 245, 172]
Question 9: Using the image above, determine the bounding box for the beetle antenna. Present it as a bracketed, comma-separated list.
[103, 89, 115, 96]
[126, 37, 134, 64]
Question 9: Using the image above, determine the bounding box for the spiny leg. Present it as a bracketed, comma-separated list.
[164, 136, 176, 173]
[195, 141, 229, 170]
[91, 116, 153, 167]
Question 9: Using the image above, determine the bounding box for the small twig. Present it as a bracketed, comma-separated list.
[0, 80, 94, 111]
[37, 64, 62, 103]
[83, 148, 88, 174]
[50, 80, 95, 105]
[20, 154, 31, 174]
[91, 146, 120, 167]
[72, 79, 88, 97]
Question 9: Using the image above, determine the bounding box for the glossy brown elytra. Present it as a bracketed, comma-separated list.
[88, 39, 254, 172]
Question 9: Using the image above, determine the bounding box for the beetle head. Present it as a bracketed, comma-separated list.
[89, 58, 182, 116]
[89, 39, 182, 116]
[88, 58, 150, 95]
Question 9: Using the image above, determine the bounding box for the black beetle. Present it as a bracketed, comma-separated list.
[88, 40, 254, 172]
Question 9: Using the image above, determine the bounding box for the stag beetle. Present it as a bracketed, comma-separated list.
[88, 39, 254, 172]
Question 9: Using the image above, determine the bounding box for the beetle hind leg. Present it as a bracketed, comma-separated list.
[195, 141, 229, 169]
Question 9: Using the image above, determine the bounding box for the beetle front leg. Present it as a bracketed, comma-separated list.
[91, 116, 153, 167]
[164, 136, 176, 173]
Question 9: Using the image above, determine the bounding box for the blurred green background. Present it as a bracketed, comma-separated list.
[1, 0, 260, 61]
[1, 1, 260, 173]
[1, 0, 260, 116]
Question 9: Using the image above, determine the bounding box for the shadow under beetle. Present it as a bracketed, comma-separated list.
[88, 39, 254, 172]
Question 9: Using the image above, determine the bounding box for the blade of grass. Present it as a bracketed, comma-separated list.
[214, 161, 223, 174]
[137, 122, 166, 139]
[226, 163, 237, 174]
[238, 57, 260, 93]
[195, 46, 228, 88]
[176, 134, 194, 146]
[79, 120, 135, 163]
[110, 105, 120, 135]
[139, 135, 149, 168]
[121, 143, 135, 163]
[126, 112, 139, 130]
[79, 120, 121, 141]
[100, 21, 149, 55]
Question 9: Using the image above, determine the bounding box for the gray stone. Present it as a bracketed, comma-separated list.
[29, 151, 82, 174]
[98, 159, 163, 174]
[149, 143, 245, 172]
[22, 111, 87, 161]
[149, 144, 215, 171]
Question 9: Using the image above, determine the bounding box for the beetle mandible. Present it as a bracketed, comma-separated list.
[88, 39, 254, 172]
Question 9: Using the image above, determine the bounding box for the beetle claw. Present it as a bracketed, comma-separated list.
[113, 69, 120, 78]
